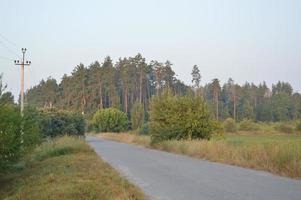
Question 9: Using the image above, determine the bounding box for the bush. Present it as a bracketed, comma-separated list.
[39, 109, 85, 137]
[275, 123, 294, 133]
[131, 102, 144, 130]
[222, 118, 237, 132]
[139, 123, 149, 135]
[0, 106, 41, 172]
[92, 108, 129, 132]
[0, 105, 22, 171]
[296, 121, 301, 133]
[238, 119, 259, 131]
[149, 92, 216, 143]
[22, 107, 42, 150]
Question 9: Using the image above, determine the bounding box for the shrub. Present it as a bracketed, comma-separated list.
[92, 108, 129, 132]
[131, 102, 144, 130]
[0, 106, 43, 172]
[149, 92, 216, 143]
[296, 121, 301, 133]
[22, 107, 42, 151]
[39, 108, 85, 137]
[275, 123, 294, 133]
[0, 105, 22, 171]
[222, 118, 237, 132]
[238, 119, 259, 131]
[139, 123, 149, 135]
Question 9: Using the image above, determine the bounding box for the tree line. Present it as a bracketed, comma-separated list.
[24, 54, 301, 122]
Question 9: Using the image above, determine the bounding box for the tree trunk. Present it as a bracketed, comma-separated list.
[124, 87, 128, 113]
[216, 92, 219, 120]
[99, 80, 103, 109]
[233, 94, 236, 121]
[139, 70, 143, 103]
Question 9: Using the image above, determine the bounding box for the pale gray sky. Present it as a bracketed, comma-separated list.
[0, 0, 300, 98]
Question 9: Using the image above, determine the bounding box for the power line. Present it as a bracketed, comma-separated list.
[0, 33, 20, 49]
[0, 40, 21, 59]
[0, 55, 14, 61]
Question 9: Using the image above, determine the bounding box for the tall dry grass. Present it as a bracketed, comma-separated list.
[99, 133, 301, 179]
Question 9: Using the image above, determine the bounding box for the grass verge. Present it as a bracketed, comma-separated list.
[99, 133, 301, 179]
[0, 136, 147, 200]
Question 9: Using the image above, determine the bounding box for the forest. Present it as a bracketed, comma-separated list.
[25, 53, 301, 122]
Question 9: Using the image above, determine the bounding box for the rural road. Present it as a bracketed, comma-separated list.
[86, 136, 301, 200]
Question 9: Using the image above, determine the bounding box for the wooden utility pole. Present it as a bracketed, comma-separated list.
[14, 48, 31, 116]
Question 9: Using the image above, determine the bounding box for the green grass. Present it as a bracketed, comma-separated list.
[0, 136, 147, 200]
[99, 132, 301, 179]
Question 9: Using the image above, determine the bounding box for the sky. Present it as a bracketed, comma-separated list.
[0, 0, 300, 98]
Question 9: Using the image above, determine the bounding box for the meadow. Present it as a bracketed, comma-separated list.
[99, 132, 301, 179]
[0, 136, 147, 200]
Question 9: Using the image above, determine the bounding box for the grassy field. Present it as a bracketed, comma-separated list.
[0, 136, 147, 200]
[99, 132, 301, 179]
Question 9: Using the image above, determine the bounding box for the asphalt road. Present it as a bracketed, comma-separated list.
[86, 136, 301, 200]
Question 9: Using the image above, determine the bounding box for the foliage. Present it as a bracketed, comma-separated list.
[139, 123, 150, 135]
[0, 136, 147, 200]
[222, 118, 237, 132]
[0, 105, 22, 171]
[275, 123, 294, 133]
[149, 92, 216, 143]
[39, 108, 85, 137]
[131, 102, 144, 130]
[23, 55, 301, 122]
[191, 65, 201, 89]
[296, 121, 301, 132]
[0, 106, 42, 172]
[238, 119, 259, 131]
[92, 108, 129, 132]
[22, 107, 42, 151]
[0, 74, 14, 106]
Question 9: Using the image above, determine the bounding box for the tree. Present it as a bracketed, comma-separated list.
[131, 101, 144, 130]
[149, 92, 216, 143]
[211, 79, 221, 120]
[22, 54, 301, 123]
[0, 74, 7, 96]
[225, 78, 237, 121]
[92, 108, 129, 132]
[191, 65, 201, 95]
[152, 61, 164, 95]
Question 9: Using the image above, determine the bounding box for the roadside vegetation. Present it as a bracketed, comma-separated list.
[0, 136, 147, 200]
[1, 74, 146, 199]
[2, 53, 301, 198]
[87, 84, 301, 179]
[99, 132, 301, 179]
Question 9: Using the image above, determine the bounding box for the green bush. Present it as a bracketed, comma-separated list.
[149, 92, 216, 143]
[131, 102, 144, 130]
[238, 119, 259, 131]
[92, 108, 129, 132]
[22, 107, 42, 150]
[0, 105, 22, 171]
[275, 123, 294, 133]
[295, 121, 301, 133]
[222, 118, 237, 132]
[39, 109, 85, 137]
[139, 123, 149, 135]
[0, 106, 41, 172]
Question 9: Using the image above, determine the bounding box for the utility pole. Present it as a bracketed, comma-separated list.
[14, 48, 31, 116]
